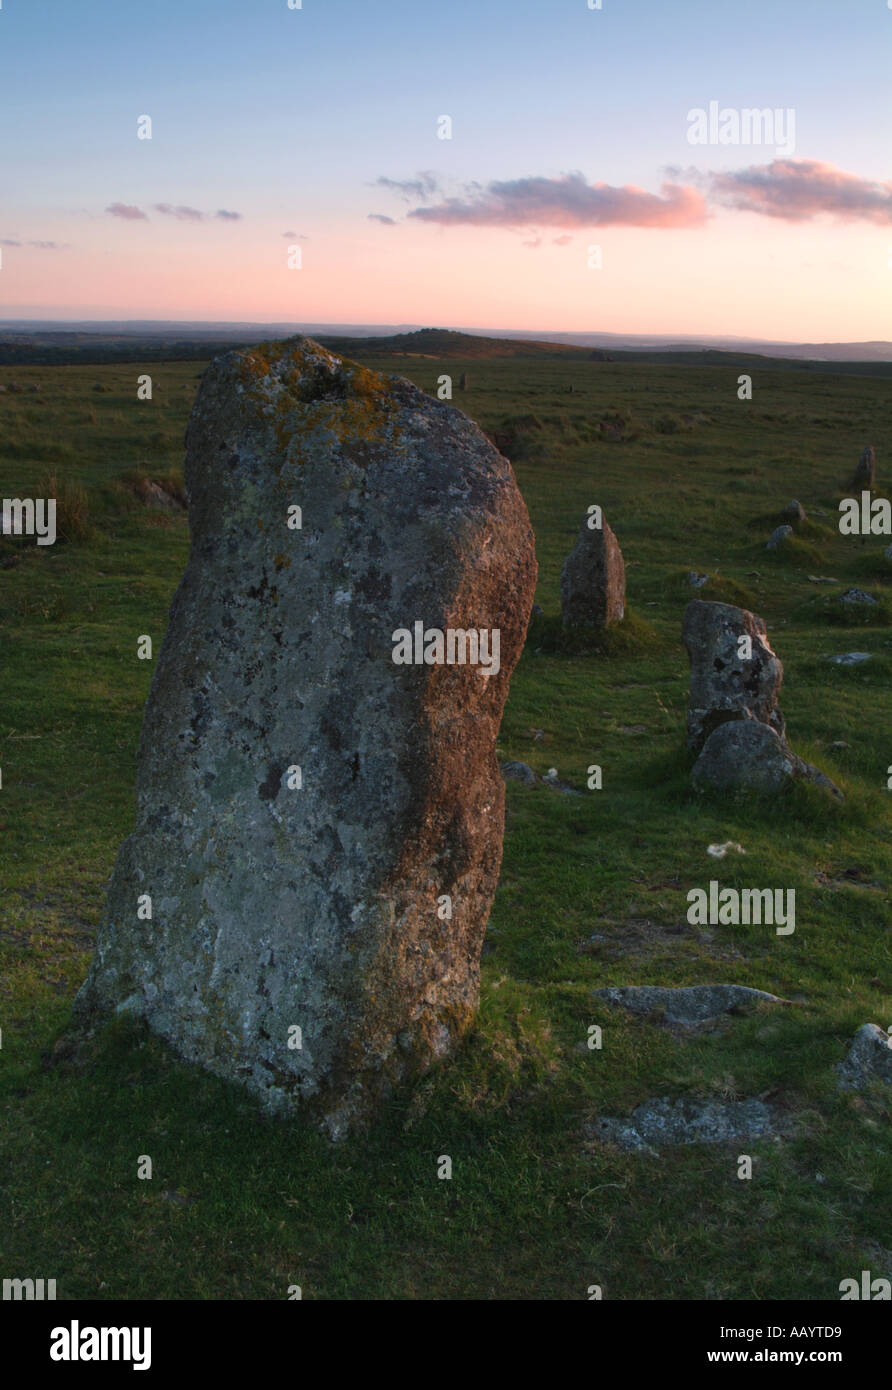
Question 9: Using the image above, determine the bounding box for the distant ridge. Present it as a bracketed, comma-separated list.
[0, 320, 889, 362]
[0, 323, 890, 376]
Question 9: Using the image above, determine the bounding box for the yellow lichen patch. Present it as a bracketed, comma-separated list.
[273, 553, 291, 572]
[233, 338, 408, 464]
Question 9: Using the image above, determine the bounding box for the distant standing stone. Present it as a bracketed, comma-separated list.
[74, 335, 537, 1139]
[560, 511, 625, 627]
[852, 445, 876, 489]
[459, 372, 468, 391]
[767, 524, 793, 550]
[780, 500, 806, 524]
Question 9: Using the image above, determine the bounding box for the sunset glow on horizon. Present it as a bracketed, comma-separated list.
[2, 0, 890, 341]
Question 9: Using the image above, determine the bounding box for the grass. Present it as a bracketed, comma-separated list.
[0, 353, 890, 1300]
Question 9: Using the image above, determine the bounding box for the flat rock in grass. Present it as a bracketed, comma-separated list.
[500, 760, 537, 785]
[829, 651, 871, 665]
[839, 587, 878, 606]
[767, 524, 793, 549]
[560, 511, 625, 628]
[593, 983, 787, 1028]
[541, 766, 579, 794]
[682, 599, 785, 754]
[852, 445, 876, 490]
[74, 335, 537, 1140]
[591, 1096, 787, 1152]
[837, 1024, 892, 1089]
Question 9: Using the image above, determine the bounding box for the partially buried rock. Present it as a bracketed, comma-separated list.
[591, 1096, 789, 1152]
[500, 760, 537, 786]
[693, 719, 842, 797]
[594, 983, 787, 1028]
[560, 510, 625, 627]
[141, 480, 184, 511]
[839, 587, 878, 607]
[837, 1024, 892, 1089]
[74, 335, 537, 1139]
[852, 445, 876, 490]
[767, 524, 793, 550]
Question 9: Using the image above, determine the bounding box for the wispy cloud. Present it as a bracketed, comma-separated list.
[2, 237, 66, 248]
[154, 203, 205, 221]
[107, 202, 243, 223]
[709, 159, 892, 223]
[368, 213, 396, 225]
[106, 202, 148, 221]
[374, 171, 439, 202]
[407, 172, 707, 229]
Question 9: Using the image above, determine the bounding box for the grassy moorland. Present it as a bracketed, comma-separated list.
[0, 345, 890, 1300]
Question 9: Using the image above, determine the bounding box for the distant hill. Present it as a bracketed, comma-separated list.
[315, 328, 598, 359]
[0, 322, 890, 377]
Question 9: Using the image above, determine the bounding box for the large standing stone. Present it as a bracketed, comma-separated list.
[74, 336, 537, 1138]
[560, 511, 625, 627]
[852, 445, 876, 489]
[682, 600, 785, 753]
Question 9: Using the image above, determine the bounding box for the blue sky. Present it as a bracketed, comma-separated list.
[1, 0, 890, 335]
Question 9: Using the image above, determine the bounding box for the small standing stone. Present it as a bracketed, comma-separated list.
[560, 511, 625, 628]
[767, 524, 793, 550]
[780, 500, 806, 524]
[682, 600, 785, 754]
[683, 599, 841, 796]
[852, 446, 876, 489]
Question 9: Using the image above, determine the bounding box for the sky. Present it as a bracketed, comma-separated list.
[1, 0, 890, 340]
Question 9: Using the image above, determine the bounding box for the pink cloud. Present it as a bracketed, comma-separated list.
[709, 159, 892, 223]
[154, 203, 205, 221]
[106, 203, 148, 221]
[407, 172, 707, 229]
